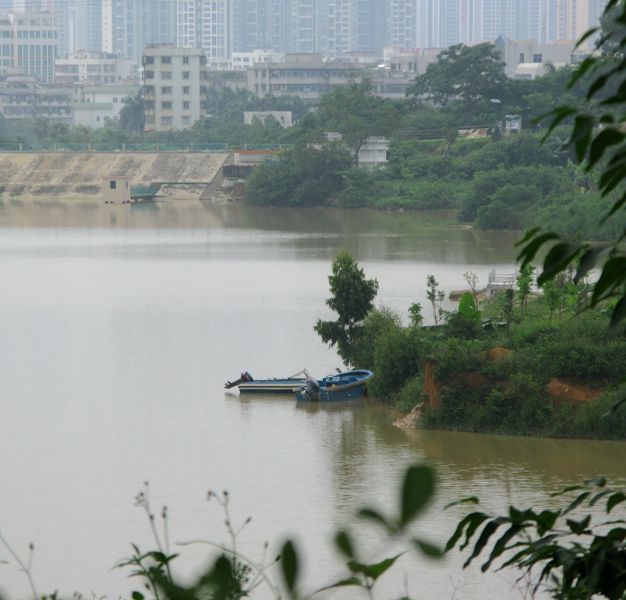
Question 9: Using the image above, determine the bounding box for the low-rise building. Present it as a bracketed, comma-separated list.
[55, 51, 136, 85]
[0, 73, 71, 123]
[72, 102, 116, 128]
[71, 84, 140, 129]
[495, 38, 583, 79]
[142, 45, 207, 132]
[243, 110, 293, 128]
[231, 49, 285, 70]
[246, 53, 362, 101]
[382, 47, 440, 75]
[245, 52, 418, 102]
[358, 136, 389, 168]
[102, 175, 131, 204]
[205, 69, 248, 93]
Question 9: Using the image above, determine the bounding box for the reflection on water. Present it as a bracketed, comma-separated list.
[0, 203, 623, 600]
[0, 201, 518, 264]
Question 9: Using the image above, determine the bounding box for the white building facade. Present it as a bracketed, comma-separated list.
[143, 46, 207, 132]
[0, 11, 55, 83]
[176, 0, 232, 59]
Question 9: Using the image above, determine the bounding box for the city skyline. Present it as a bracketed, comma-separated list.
[0, 0, 610, 62]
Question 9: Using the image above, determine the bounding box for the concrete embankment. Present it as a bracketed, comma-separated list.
[0, 152, 230, 204]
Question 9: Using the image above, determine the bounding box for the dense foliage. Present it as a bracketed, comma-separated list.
[237, 58, 617, 240]
[314, 251, 379, 366]
[244, 142, 352, 206]
[517, 0, 626, 333]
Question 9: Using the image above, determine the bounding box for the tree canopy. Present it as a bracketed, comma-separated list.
[119, 93, 145, 134]
[519, 0, 626, 335]
[314, 251, 378, 366]
[408, 43, 507, 113]
[316, 80, 398, 164]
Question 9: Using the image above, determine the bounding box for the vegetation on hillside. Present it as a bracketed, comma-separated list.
[2, 41, 612, 239]
[316, 252, 626, 440]
[242, 51, 612, 239]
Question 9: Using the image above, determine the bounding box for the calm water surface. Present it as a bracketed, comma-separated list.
[0, 203, 624, 600]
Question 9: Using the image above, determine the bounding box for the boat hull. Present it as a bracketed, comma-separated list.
[296, 370, 373, 402]
[238, 379, 306, 394]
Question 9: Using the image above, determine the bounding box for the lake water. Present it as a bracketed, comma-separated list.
[0, 203, 624, 600]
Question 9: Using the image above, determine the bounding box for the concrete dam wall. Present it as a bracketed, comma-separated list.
[0, 152, 230, 203]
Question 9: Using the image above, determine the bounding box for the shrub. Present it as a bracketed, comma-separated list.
[393, 375, 424, 412]
[369, 327, 424, 401]
[352, 307, 401, 370]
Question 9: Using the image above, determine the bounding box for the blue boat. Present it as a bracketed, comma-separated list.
[225, 370, 311, 394]
[296, 370, 374, 402]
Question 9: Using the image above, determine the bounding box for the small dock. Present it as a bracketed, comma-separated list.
[130, 185, 161, 202]
[486, 270, 516, 297]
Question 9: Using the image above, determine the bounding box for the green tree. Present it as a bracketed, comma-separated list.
[408, 302, 424, 327]
[518, 0, 626, 333]
[317, 80, 397, 165]
[119, 93, 145, 134]
[426, 275, 445, 325]
[542, 278, 564, 322]
[408, 43, 507, 115]
[314, 251, 379, 366]
[516, 265, 535, 316]
[244, 142, 352, 207]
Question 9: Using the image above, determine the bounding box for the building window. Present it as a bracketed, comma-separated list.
[161, 101, 172, 109]
[161, 86, 172, 94]
[183, 101, 190, 109]
[183, 71, 190, 79]
[533, 54, 543, 63]
[144, 56, 154, 65]
[519, 53, 525, 63]
[161, 71, 172, 79]
[183, 86, 190, 94]
[182, 56, 189, 64]
[110, 180, 117, 189]
[161, 56, 171, 64]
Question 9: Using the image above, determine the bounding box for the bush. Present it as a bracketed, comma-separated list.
[393, 375, 424, 412]
[244, 142, 352, 207]
[352, 307, 401, 370]
[369, 327, 424, 401]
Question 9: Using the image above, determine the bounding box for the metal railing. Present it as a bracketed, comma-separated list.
[0, 142, 287, 153]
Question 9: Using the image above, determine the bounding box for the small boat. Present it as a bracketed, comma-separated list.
[297, 370, 374, 402]
[225, 369, 312, 394]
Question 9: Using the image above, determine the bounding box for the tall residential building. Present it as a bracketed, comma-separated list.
[266, 0, 292, 51]
[321, 0, 353, 57]
[292, 0, 317, 52]
[102, 0, 175, 64]
[524, 0, 558, 42]
[389, 0, 416, 47]
[176, 0, 232, 59]
[416, 0, 461, 49]
[146, 0, 177, 46]
[355, 0, 387, 53]
[143, 45, 207, 131]
[557, 0, 608, 46]
[481, 0, 518, 40]
[459, 0, 482, 43]
[102, 0, 143, 63]
[12, 0, 44, 10]
[233, 0, 269, 51]
[0, 11, 56, 82]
